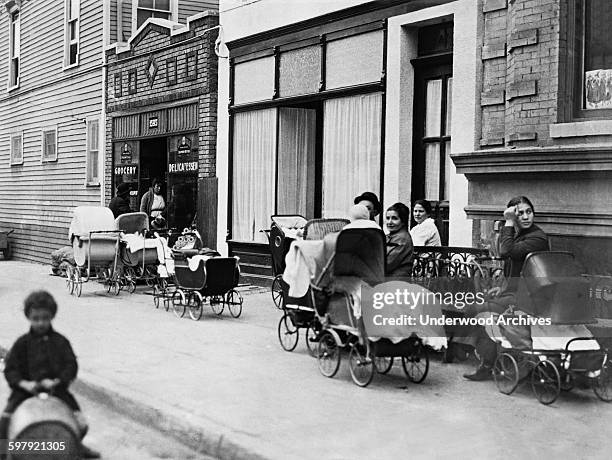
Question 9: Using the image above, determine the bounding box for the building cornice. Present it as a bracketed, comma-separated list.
[452, 146, 612, 176]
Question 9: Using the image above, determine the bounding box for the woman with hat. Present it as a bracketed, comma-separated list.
[353, 191, 381, 221]
[108, 183, 133, 218]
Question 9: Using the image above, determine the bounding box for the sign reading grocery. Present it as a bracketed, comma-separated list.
[114, 165, 138, 176]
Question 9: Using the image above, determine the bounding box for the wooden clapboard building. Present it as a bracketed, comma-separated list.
[104, 10, 219, 246]
[0, 0, 217, 263]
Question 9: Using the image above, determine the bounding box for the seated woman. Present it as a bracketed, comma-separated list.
[462, 195, 549, 381]
[410, 200, 441, 246]
[385, 202, 414, 278]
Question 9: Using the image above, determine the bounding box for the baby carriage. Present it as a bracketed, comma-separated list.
[67, 206, 121, 297]
[114, 212, 166, 293]
[486, 251, 612, 405]
[311, 227, 435, 387]
[263, 215, 308, 309]
[167, 231, 243, 320]
[276, 217, 349, 355]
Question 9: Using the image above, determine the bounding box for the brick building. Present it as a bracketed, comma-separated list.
[105, 11, 219, 245]
[452, 0, 612, 276]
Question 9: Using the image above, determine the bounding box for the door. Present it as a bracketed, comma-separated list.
[411, 58, 453, 245]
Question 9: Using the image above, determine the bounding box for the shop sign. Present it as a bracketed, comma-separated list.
[169, 161, 198, 173]
[120, 143, 132, 163]
[149, 116, 159, 128]
[177, 136, 191, 155]
[114, 164, 138, 176]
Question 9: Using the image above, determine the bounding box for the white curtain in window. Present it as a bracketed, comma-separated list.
[232, 109, 277, 242]
[277, 108, 316, 218]
[424, 143, 440, 201]
[322, 93, 382, 218]
[425, 79, 442, 137]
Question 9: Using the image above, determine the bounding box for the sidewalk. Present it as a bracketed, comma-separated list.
[1, 261, 611, 460]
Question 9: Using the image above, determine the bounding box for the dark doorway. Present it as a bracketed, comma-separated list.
[411, 22, 453, 245]
[139, 137, 167, 208]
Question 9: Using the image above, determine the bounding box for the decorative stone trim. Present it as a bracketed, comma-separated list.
[482, 42, 506, 60]
[481, 89, 505, 106]
[508, 29, 538, 51]
[506, 80, 537, 100]
[507, 131, 537, 142]
[483, 0, 507, 13]
[479, 136, 505, 147]
[550, 120, 612, 138]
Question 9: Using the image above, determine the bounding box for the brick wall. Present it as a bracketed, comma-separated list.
[104, 12, 219, 205]
[479, 0, 560, 148]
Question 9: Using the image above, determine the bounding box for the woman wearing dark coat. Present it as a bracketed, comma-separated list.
[108, 183, 132, 218]
[462, 196, 549, 381]
[385, 202, 414, 278]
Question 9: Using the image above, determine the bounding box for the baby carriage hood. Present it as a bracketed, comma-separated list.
[333, 228, 386, 286]
[115, 211, 149, 234]
[517, 251, 595, 324]
[68, 206, 115, 242]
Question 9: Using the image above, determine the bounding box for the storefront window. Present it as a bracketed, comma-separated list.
[583, 0, 612, 109]
[167, 133, 198, 231]
[233, 56, 275, 105]
[232, 109, 277, 242]
[113, 141, 140, 210]
[322, 93, 382, 217]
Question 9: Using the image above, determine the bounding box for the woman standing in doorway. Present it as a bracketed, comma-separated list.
[140, 178, 166, 228]
[410, 199, 441, 246]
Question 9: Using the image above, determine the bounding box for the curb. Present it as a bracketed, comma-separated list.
[0, 346, 269, 460]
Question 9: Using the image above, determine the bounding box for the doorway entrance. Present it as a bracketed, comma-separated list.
[139, 137, 167, 207]
[411, 22, 453, 245]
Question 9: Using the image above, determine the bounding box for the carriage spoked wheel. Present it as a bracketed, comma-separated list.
[349, 345, 374, 387]
[271, 275, 284, 310]
[401, 339, 429, 384]
[172, 290, 186, 318]
[317, 331, 341, 378]
[531, 359, 561, 405]
[493, 353, 519, 395]
[65, 266, 74, 295]
[163, 291, 172, 312]
[187, 291, 203, 321]
[374, 356, 394, 375]
[277, 313, 299, 352]
[594, 359, 612, 402]
[305, 326, 318, 358]
[72, 269, 82, 298]
[112, 281, 121, 296]
[225, 289, 243, 318]
[210, 295, 224, 315]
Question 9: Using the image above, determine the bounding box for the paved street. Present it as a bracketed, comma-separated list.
[0, 261, 611, 459]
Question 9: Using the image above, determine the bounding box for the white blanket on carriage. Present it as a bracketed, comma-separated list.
[481, 311, 600, 351]
[283, 240, 327, 297]
[120, 233, 158, 252]
[121, 233, 174, 278]
[187, 255, 212, 271]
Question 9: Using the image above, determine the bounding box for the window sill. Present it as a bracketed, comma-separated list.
[7, 83, 19, 93]
[63, 62, 80, 71]
[85, 181, 101, 187]
[549, 120, 612, 138]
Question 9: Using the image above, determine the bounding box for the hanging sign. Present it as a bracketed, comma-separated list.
[149, 116, 159, 128]
[120, 143, 133, 163]
[177, 136, 191, 155]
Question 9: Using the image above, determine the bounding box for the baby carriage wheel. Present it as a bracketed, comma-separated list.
[402, 339, 429, 384]
[493, 353, 519, 395]
[277, 313, 299, 351]
[112, 280, 121, 296]
[349, 345, 374, 387]
[305, 326, 318, 358]
[271, 275, 284, 310]
[374, 356, 394, 375]
[172, 290, 186, 318]
[317, 332, 341, 378]
[225, 289, 243, 318]
[65, 266, 74, 294]
[73, 269, 82, 298]
[210, 295, 224, 315]
[594, 359, 612, 402]
[187, 292, 203, 321]
[531, 359, 561, 405]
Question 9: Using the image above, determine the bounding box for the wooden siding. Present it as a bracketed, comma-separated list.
[0, 0, 104, 264]
[178, 0, 219, 23]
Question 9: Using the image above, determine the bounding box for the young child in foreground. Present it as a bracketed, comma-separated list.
[0, 290, 100, 459]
